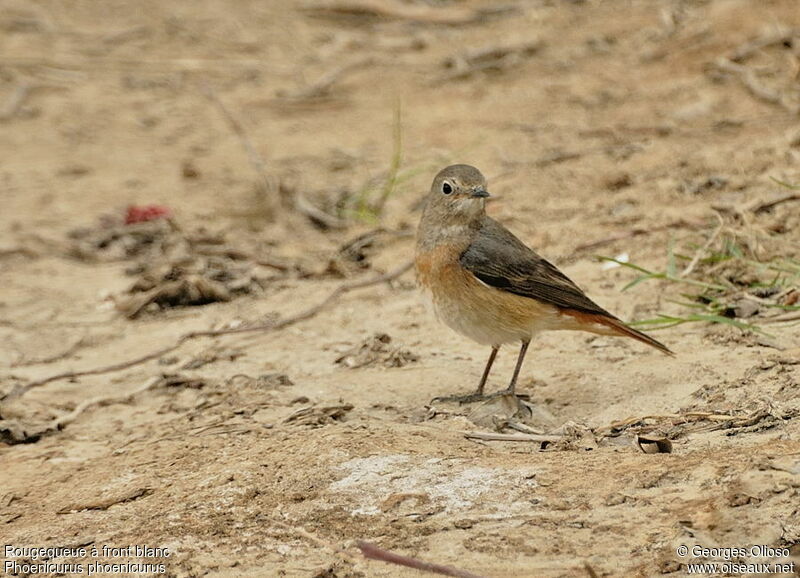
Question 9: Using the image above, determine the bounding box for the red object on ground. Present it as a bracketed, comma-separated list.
[124, 204, 173, 224]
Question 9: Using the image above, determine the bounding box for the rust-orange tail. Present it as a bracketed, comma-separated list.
[595, 315, 674, 356]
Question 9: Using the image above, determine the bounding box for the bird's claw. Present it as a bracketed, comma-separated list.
[431, 390, 530, 405]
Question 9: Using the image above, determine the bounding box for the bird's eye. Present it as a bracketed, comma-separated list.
[442, 182, 453, 195]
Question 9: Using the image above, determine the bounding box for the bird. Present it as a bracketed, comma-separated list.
[415, 164, 673, 402]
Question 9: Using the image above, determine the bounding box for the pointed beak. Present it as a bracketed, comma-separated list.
[471, 188, 490, 199]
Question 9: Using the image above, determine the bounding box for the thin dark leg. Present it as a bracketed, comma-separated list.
[504, 340, 530, 395]
[475, 346, 499, 396]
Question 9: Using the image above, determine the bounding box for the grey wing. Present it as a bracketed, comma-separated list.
[460, 217, 613, 316]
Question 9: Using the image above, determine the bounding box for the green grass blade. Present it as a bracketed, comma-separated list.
[596, 256, 655, 275]
[769, 176, 800, 190]
[666, 237, 677, 278]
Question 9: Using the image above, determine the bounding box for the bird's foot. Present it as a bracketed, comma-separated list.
[431, 389, 530, 405]
[430, 392, 487, 405]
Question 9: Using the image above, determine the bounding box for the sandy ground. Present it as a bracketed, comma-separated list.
[2, 0, 800, 576]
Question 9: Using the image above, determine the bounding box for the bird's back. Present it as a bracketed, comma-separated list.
[460, 216, 673, 354]
[460, 216, 612, 316]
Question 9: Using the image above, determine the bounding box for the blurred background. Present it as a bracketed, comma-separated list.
[2, 0, 799, 576]
[3, 0, 797, 243]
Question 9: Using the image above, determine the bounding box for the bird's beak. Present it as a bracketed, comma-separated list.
[471, 188, 490, 198]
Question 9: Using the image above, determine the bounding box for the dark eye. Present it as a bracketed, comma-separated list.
[442, 182, 453, 195]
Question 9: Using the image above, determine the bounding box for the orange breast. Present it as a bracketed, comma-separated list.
[415, 244, 563, 345]
[415, 243, 471, 293]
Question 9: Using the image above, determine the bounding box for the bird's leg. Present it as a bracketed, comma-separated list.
[431, 346, 499, 404]
[504, 340, 530, 395]
[475, 346, 499, 396]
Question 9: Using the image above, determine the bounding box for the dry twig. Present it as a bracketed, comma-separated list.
[713, 58, 799, 115]
[282, 403, 354, 426]
[0, 56, 282, 73]
[439, 41, 542, 82]
[598, 406, 790, 438]
[748, 192, 800, 214]
[584, 562, 600, 578]
[271, 520, 357, 564]
[357, 541, 486, 578]
[11, 336, 87, 367]
[3, 261, 413, 402]
[756, 312, 800, 324]
[201, 84, 279, 217]
[58, 487, 153, 514]
[303, 0, 513, 26]
[679, 212, 724, 278]
[50, 376, 162, 431]
[275, 58, 372, 101]
[729, 28, 799, 62]
[294, 192, 349, 230]
[570, 219, 706, 253]
[0, 246, 39, 259]
[1, 376, 162, 444]
[463, 431, 562, 443]
[0, 83, 31, 121]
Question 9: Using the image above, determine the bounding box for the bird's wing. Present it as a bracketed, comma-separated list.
[459, 217, 612, 316]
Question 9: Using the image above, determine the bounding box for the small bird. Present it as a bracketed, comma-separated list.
[415, 164, 672, 402]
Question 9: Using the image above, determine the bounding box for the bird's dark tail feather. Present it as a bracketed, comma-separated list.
[597, 315, 674, 356]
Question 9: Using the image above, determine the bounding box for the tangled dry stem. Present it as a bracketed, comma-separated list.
[2, 261, 413, 403]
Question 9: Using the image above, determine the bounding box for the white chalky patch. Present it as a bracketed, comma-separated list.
[329, 454, 538, 516]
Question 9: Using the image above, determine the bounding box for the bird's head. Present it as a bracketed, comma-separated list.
[424, 164, 490, 223]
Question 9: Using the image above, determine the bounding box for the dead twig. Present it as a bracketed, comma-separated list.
[584, 562, 600, 578]
[729, 28, 799, 63]
[270, 520, 357, 563]
[756, 312, 800, 324]
[2, 262, 413, 402]
[679, 212, 724, 278]
[101, 25, 150, 45]
[371, 101, 403, 216]
[357, 540, 486, 578]
[0, 246, 39, 259]
[439, 41, 542, 82]
[191, 245, 294, 272]
[598, 406, 791, 438]
[303, 0, 514, 26]
[275, 57, 372, 101]
[11, 336, 88, 367]
[253, 256, 294, 272]
[0, 83, 31, 121]
[1, 376, 162, 444]
[118, 275, 234, 319]
[4, 343, 188, 402]
[282, 403, 354, 426]
[57, 487, 153, 514]
[51, 376, 162, 431]
[748, 192, 800, 214]
[570, 219, 707, 253]
[201, 84, 279, 218]
[0, 56, 282, 73]
[463, 431, 562, 443]
[713, 58, 800, 115]
[603, 411, 735, 433]
[294, 192, 349, 230]
[504, 421, 546, 435]
[534, 149, 583, 167]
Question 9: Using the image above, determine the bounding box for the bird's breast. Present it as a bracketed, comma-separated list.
[415, 244, 562, 345]
[415, 243, 468, 293]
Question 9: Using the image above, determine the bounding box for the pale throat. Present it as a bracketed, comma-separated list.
[417, 212, 480, 253]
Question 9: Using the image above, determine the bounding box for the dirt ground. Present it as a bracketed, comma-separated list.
[2, 1, 800, 576]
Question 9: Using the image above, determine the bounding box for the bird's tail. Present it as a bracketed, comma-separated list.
[595, 315, 674, 356]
